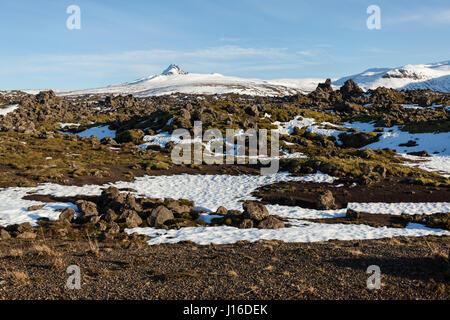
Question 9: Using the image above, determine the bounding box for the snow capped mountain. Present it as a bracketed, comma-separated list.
[334, 61, 450, 92]
[41, 60, 450, 97]
[161, 64, 188, 76]
[56, 65, 324, 97]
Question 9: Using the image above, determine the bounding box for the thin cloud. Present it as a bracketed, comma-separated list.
[385, 8, 450, 26]
[0, 46, 293, 78]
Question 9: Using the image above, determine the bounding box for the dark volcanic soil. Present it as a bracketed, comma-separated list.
[253, 179, 450, 209]
[0, 236, 448, 300]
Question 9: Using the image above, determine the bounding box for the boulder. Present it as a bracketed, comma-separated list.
[339, 132, 379, 148]
[6, 222, 32, 233]
[245, 106, 259, 116]
[243, 201, 269, 221]
[59, 207, 75, 224]
[215, 206, 228, 216]
[100, 137, 117, 145]
[339, 79, 364, 99]
[257, 216, 285, 229]
[0, 229, 11, 240]
[75, 200, 98, 216]
[27, 205, 44, 211]
[346, 208, 361, 219]
[165, 199, 193, 214]
[102, 209, 118, 222]
[148, 205, 174, 227]
[407, 150, 430, 157]
[238, 219, 254, 229]
[106, 222, 120, 234]
[96, 221, 108, 231]
[316, 190, 336, 210]
[116, 129, 144, 144]
[120, 210, 143, 228]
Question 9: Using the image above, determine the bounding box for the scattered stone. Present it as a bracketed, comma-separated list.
[216, 206, 228, 216]
[340, 132, 379, 148]
[316, 190, 336, 210]
[243, 201, 269, 221]
[6, 222, 32, 233]
[100, 137, 117, 145]
[407, 150, 430, 157]
[0, 229, 11, 240]
[106, 222, 120, 234]
[346, 208, 361, 219]
[59, 207, 75, 224]
[102, 209, 118, 222]
[148, 205, 174, 227]
[121, 210, 143, 228]
[257, 216, 285, 229]
[75, 200, 98, 216]
[399, 140, 418, 147]
[27, 205, 44, 211]
[238, 219, 254, 229]
[165, 199, 193, 214]
[96, 221, 108, 231]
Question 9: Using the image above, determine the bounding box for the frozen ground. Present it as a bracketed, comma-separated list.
[126, 223, 448, 245]
[273, 116, 450, 177]
[0, 173, 448, 244]
[402, 154, 450, 178]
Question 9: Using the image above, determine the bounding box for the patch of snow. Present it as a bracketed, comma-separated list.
[0, 104, 19, 116]
[401, 154, 450, 177]
[59, 122, 81, 128]
[62, 125, 116, 140]
[126, 222, 448, 245]
[347, 202, 450, 215]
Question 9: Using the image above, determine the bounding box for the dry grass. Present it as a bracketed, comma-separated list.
[52, 257, 66, 270]
[5, 270, 29, 286]
[31, 243, 59, 257]
[263, 265, 275, 272]
[7, 248, 24, 258]
[85, 233, 101, 257]
[227, 270, 239, 277]
[347, 249, 364, 256]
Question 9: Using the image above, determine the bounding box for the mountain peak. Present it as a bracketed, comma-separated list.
[161, 64, 188, 76]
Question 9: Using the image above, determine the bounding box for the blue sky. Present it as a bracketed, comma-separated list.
[0, 0, 449, 90]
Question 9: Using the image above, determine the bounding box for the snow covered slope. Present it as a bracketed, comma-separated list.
[25, 61, 450, 97]
[334, 61, 450, 92]
[57, 64, 322, 97]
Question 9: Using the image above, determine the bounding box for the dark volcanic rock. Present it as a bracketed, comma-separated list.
[148, 205, 174, 227]
[243, 201, 269, 221]
[75, 200, 98, 217]
[339, 79, 364, 99]
[59, 208, 75, 224]
[257, 216, 285, 229]
[339, 132, 379, 148]
[0, 229, 11, 240]
[316, 190, 336, 210]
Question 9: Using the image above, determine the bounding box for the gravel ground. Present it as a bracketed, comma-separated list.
[0, 236, 448, 300]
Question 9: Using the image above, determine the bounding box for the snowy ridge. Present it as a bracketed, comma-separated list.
[334, 60, 450, 92]
[21, 60, 450, 97]
[57, 64, 317, 97]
